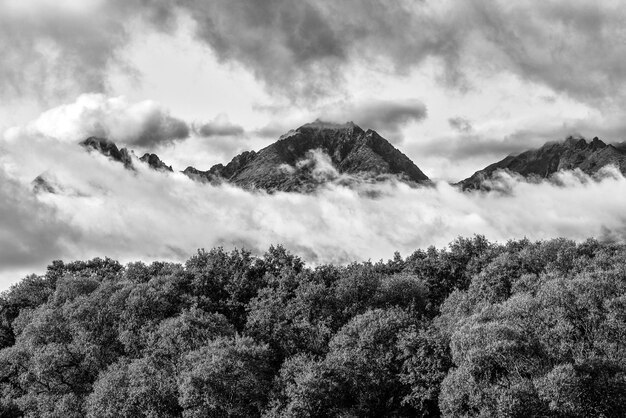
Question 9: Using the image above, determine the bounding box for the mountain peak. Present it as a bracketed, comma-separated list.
[139, 153, 173, 172]
[559, 135, 607, 152]
[184, 121, 429, 192]
[77, 137, 176, 173]
[81, 136, 115, 147]
[459, 135, 625, 190]
[80, 136, 133, 169]
[562, 135, 586, 147]
[42, 125, 428, 194]
[297, 119, 361, 131]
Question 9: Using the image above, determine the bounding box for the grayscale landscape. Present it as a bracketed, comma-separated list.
[1, 1, 626, 416]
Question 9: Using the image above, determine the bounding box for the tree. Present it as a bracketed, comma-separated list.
[269, 308, 416, 417]
[178, 336, 273, 418]
[399, 324, 452, 417]
[86, 357, 180, 418]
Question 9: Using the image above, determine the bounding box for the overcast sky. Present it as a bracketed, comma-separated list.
[2, 0, 626, 286]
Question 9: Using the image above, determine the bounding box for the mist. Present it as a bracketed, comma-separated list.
[2, 133, 626, 289]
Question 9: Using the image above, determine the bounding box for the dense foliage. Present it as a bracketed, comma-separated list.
[1, 236, 626, 417]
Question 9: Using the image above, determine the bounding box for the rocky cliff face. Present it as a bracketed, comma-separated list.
[184, 120, 429, 192]
[459, 136, 626, 190]
[34, 121, 428, 194]
[80, 138, 174, 172]
[80, 137, 134, 169]
[139, 153, 173, 172]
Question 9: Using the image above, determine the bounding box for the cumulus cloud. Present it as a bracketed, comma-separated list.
[3, 0, 626, 105]
[3, 127, 626, 289]
[7, 94, 189, 147]
[193, 116, 245, 137]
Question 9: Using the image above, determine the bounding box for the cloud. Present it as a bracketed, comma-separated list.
[0, 0, 129, 102]
[320, 99, 427, 142]
[0, 164, 74, 268]
[8, 94, 189, 147]
[415, 133, 537, 162]
[3, 1, 626, 106]
[179, 0, 347, 100]
[193, 116, 245, 137]
[248, 98, 427, 144]
[468, 1, 626, 103]
[3, 95, 267, 174]
[448, 117, 473, 133]
[3, 127, 626, 290]
[254, 123, 291, 139]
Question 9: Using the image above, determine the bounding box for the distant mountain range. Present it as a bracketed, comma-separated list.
[459, 136, 626, 190]
[31, 122, 626, 193]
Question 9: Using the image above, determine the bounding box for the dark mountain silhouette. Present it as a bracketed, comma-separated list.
[183, 120, 429, 192]
[32, 138, 172, 193]
[139, 153, 173, 172]
[80, 138, 173, 172]
[80, 137, 134, 169]
[459, 136, 626, 190]
[33, 121, 428, 194]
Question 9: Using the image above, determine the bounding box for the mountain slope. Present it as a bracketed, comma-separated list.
[80, 137, 178, 172]
[184, 120, 429, 192]
[139, 153, 173, 172]
[459, 136, 626, 190]
[81, 137, 134, 169]
[33, 121, 428, 194]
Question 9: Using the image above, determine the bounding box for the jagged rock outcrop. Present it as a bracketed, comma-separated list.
[80, 138, 174, 172]
[140, 153, 173, 172]
[459, 136, 626, 190]
[34, 137, 176, 193]
[32, 174, 58, 194]
[80, 137, 134, 169]
[34, 121, 429, 194]
[184, 120, 429, 192]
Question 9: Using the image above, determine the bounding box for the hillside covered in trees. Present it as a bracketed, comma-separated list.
[1, 237, 626, 417]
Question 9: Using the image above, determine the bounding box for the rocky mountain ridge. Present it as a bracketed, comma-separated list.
[459, 136, 626, 190]
[183, 120, 430, 192]
[32, 124, 626, 194]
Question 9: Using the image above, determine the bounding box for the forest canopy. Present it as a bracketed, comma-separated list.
[1, 236, 626, 417]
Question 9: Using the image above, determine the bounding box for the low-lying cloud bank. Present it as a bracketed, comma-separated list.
[2, 130, 626, 289]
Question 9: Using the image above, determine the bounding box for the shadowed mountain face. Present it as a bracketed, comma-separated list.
[139, 153, 173, 172]
[184, 121, 429, 192]
[80, 137, 134, 169]
[33, 121, 428, 194]
[80, 138, 172, 172]
[459, 136, 626, 190]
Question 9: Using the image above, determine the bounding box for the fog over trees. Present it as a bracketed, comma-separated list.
[1, 237, 626, 417]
